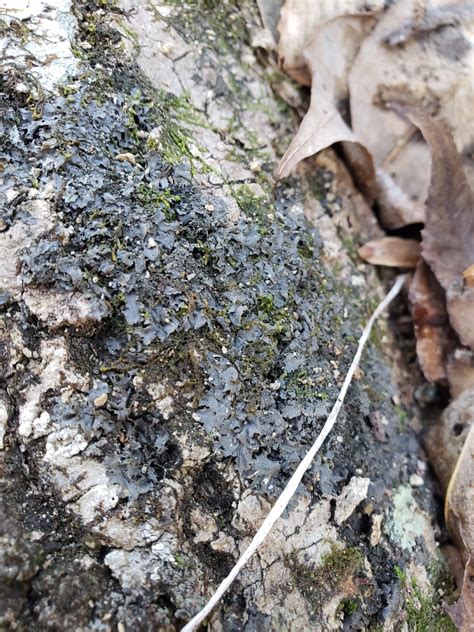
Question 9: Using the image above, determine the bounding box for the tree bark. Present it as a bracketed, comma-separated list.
[0, 1, 453, 630]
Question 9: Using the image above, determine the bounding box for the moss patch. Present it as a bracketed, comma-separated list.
[287, 544, 365, 616]
[395, 564, 456, 631]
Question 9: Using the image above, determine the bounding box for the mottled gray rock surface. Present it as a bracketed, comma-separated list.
[0, 1, 456, 630]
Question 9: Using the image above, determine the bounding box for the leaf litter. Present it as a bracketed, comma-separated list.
[408, 260, 456, 383]
[276, 0, 474, 229]
[277, 0, 385, 85]
[265, 0, 474, 627]
[358, 236, 420, 268]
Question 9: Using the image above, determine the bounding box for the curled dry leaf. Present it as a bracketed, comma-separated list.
[358, 236, 420, 268]
[384, 2, 474, 46]
[445, 423, 474, 630]
[276, 15, 376, 180]
[445, 557, 474, 631]
[447, 283, 474, 350]
[276, 0, 474, 229]
[425, 385, 473, 489]
[408, 260, 457, 383]
[400, 107, 474, 290]
[276, 0, 384, 85]
[447, 348, 474, 398]
[400, 106, 474, 349]
[256, 0, 284, 45]
[451, 76, 474, 192]
[425, 387, 474, 630]
[464, 263, 474, 287]
[349, 0, 474, 229]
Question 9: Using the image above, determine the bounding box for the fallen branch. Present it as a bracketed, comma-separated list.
[182, 274, 407, 632]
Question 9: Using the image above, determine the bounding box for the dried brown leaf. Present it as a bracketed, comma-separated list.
[450, 76, 474, 193]
[448, 348, 474, 399]
[398, 107, 474, 349]
[276, 0, 474, 230]
[464, 263, 474, 288]
[425, 385, 473, 498]
[400, 107, 474, 289]
[426, 386, 474, 629]
[256, 0, 284, 43]
[277, 0, 384, 85]
[425, 388, 473, 630]
[447, 283, 474, 350]
[384, 2, 474, 46]
[441, 543, 466, 591]
[348, 0, 474, 228]
[358, 236, 420, 268]
[276, 15, 376, 179]
[445, 558, 474, 632]
[445, 421, 474, 631]
[408, 260, 457, 383]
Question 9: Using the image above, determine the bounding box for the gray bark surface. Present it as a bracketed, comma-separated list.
[0, 1, 454, 630]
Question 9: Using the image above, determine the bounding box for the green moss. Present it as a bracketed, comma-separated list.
[116, 17, 140, 51]
[395, 563, 456, 631]
[248, 272, 263, 286]
[263, 68, 289, 87]
[394, 405, 408, 432]
[283, 368, 331, 403]
[160, 0, 251, 55]
[0, 18, 32, 43]
[73, 0, 121, 55]
[136, 183, 180, 219]
[311, 180, 325, 201]
[319, 545, 364, 581]
[78, 70, 115, 108]
[233, 184, 274, 235]
[120, 87, 210, 171]
[287, 544, 364, 609]
[338, 598, 359, 617]
[253, 290, 295, 345]
[71, 43, 88, 60]
[173, 552, 186, 568]
[26, 92, 45, 120]
[194, 240, 213, 266]
[256, 294, 275, 314]
[58, 83, 78, 98]
[233, 184, 268, 215]
[338, 232, 360, 266]
[239, 338, 278, 379]
[154, 91, 217, 174]
[297, 237, 314, 260]
[148, 0, 279, 180]
[285, 368, 314, 401]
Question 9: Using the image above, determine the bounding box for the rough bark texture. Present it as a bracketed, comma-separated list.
[0, 1, 456, 630]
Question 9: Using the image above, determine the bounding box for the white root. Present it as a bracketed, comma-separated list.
[182, 274, 406, 632]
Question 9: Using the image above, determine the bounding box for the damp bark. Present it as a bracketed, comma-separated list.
[0, 1, 456, 631]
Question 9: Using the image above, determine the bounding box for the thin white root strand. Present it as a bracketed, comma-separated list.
[181, 274, 406, 632]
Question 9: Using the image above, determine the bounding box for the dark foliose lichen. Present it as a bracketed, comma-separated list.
[1, 22, 375, 499]
[1, 0, 426, 506]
